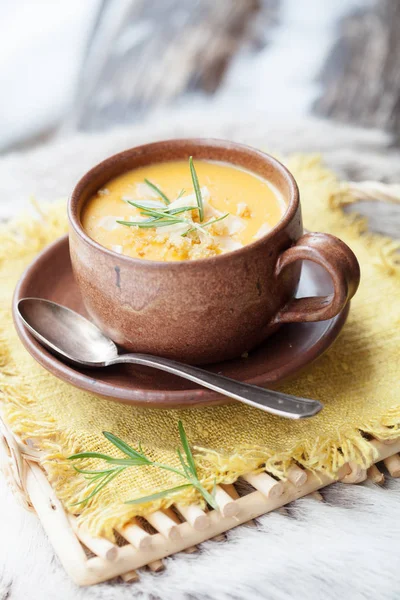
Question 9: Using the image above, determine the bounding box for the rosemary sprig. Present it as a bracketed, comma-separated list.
[126, 201, 197, 218]
[118, 158, 229, 236]
[68, 421, 218, 509]
[118, 201, 228, 235]
[144, 178, 170, 204]
[117, 202, 197, 229]
[189, 156, 204, 222]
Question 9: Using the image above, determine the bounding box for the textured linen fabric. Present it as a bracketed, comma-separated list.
[1, 154, 399, 538]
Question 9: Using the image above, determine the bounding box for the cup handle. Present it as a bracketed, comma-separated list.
[272, 232, 360, 324]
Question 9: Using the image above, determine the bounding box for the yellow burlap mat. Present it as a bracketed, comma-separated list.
[1, 155, 399, 539]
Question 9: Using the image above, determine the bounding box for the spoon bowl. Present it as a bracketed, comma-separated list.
[18, 298, 118, 367]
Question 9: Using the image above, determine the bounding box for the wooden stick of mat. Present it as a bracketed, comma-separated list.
[175, 503, 209, 531]
[214, 485, 239, 517]
[242, 472, 284, 498]
[210, 533, 226, 542]
[117, 521, 164, 575]
[383, 454, 400, 477]
[287, 465, 308, 487]
[121, 570, 140, 582]
[367, 464, 385, 485]
[68, 516, 118, 561]
[117, 518, 153, 550]
[308, 491, 324, 501]
[339, 461, 367, 484]
[163, 507, 198, 553]
[221, 483, 257, 527]
[145, 510, 181, 540]
[146, 557, 165, 572]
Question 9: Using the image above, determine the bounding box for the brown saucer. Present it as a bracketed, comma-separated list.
[12, 235, 349, 408]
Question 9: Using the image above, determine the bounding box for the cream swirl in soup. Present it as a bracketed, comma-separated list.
[82, 159, 286, 261]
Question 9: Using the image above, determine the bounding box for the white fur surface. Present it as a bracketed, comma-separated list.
[1, 475, 400, 600]
[1, 116, 400, 599]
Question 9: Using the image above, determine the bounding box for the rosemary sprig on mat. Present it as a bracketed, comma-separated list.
[68, 421, 217, 509]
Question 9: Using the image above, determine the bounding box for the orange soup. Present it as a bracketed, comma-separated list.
[82, 159, 286, 261]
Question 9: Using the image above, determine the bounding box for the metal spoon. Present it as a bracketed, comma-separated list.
[17, 298, 322, 419]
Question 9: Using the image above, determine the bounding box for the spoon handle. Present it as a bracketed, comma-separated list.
[108, 354, 322, 419]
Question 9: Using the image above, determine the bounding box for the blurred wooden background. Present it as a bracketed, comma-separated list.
[67, 0, 400, 138]
[314, 0, 400, 138]
[1, 0, 400, 153]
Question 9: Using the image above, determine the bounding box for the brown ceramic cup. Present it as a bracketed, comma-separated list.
[68, 139, 360, 365]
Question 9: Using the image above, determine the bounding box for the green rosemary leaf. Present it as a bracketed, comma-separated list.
[166, 206, 197, 216]
[177, 188, 186, 199]
[177, 447, 191, 478]
[151, 461, 187, 479]
[68, 451, 123, 462]
[194, 483, 218, 510]
[181, 228, 203, 238]
[212, 477, 217, 499]
[69, 452, 143, 467]
[182, 213, 229, 237]
[117, 219, 182, 228]
[83, 471, 112, 482]
[203, 213, 229, 227]
[189, 156, 204, 221]
[125, 483, 192, 505]
[117, 218, 153, 226]
[127, 201, 195, 219]
[178, 421, 197, 477]
[103, 431, 151, 463]
[72, 466, 116, 476]
[126, 200, 168, 215]
[70, 468, 124, 507]
[84, 475, 100, 482]
[144, 179, 170, 204]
